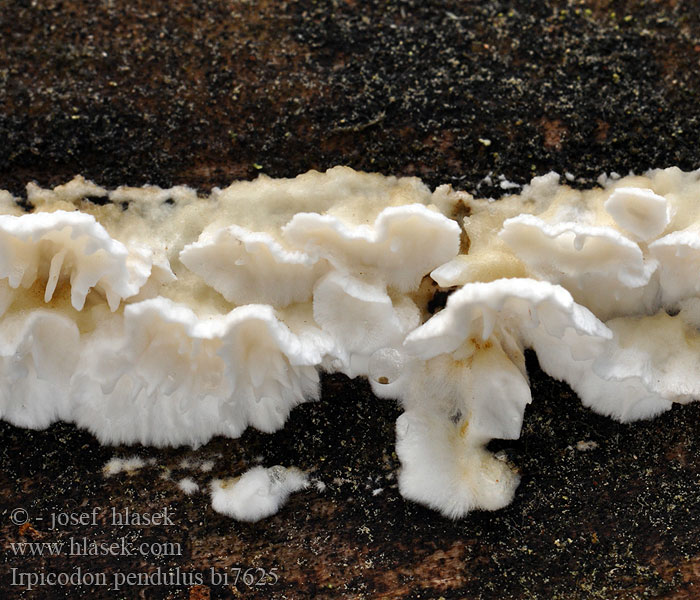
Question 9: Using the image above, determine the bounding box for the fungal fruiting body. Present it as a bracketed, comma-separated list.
[210, 466, 309, 522]
[2, 166, 700, 520]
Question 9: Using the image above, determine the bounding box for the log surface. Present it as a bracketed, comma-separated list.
[1, 1, 699, 598]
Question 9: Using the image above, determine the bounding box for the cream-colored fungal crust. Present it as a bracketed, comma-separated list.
[1, 165, 699, 521]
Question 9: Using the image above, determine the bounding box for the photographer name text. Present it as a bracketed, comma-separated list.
[49, 506, 174, 529]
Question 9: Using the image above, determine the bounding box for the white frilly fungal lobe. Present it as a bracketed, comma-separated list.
[72, 298, 326, 447]
[313, 271, 420, 378]
[534, 299, 700, 422]
[1, 166, 700, 521]
[210, 465, 309, 522]
[0, 210, 151, 311]
[0, 309, 79, 429]
[179, 225, 325, 308]
[604, 186, 672, 242]
[499, 214, 659, 320]
[649, 227, 700, 306]
[391, 279, 610, 518]
[283, 203, 461, 291]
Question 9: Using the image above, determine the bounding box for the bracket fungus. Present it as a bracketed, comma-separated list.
[1, 165, 699, 520]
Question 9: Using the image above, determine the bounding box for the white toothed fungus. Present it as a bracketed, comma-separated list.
[71, 299, 232, 447]
[27, 175, 108, 209]
[393, 278, 610, 517]
[179, 224, 325, 307]
[210, 465, 309, 522]
[178, 477, 200, 495]
[404, 278, 610, 361]
[313, 271, 419, 377]
[283, 204, 460, 292]
[394, 344, 529, 518]
[396, 407, 522, 518]
[72, 298, 326, 447]
[604, 187, 672, 242]
[214, 303, 327, 435]
[1, 166, 700, 520]
[499, 214, 659, 320]
[535, 302, 700, 422]
[0, 210, 152, 311]
[0, 310, 79, 429]
[649, 226, 700, 306]
[594, 308, 700, 410]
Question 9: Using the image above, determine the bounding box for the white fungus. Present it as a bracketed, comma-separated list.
[210, 466, 309, 522]
[1, 166, 700, 520]
[604, 187, 672, 242]
[102, 456, 151, 477]
[0, 210, 152, 311]
[180, 224, 325, 308]
[178, 477, 200, 495]
[199, 460, 215, 473]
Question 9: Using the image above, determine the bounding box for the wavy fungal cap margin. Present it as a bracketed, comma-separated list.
[2, 165, 700, 520]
